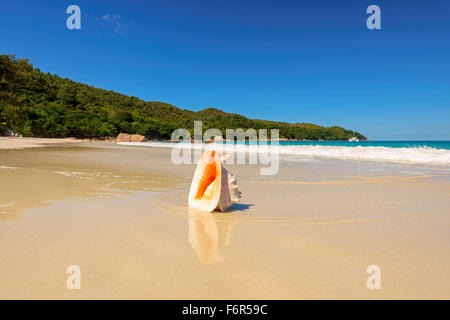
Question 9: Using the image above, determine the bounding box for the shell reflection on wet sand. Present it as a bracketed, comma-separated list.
[188, 209, 236, 264]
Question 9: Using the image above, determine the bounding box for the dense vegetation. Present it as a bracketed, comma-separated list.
[0, 55, 366, 140]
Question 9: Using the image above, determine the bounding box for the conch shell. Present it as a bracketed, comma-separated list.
[188, 150, 241, 212]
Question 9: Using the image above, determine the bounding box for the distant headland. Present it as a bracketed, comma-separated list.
[0, 54, 367, 141]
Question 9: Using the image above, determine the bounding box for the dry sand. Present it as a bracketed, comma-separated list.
[0, 140, 449, 299]
[0, 137, 85, 149]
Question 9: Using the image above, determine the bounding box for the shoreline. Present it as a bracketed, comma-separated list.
[4, 136, 450, 153]
[3, 137, 449, 167]
[1, 136, 373, 150]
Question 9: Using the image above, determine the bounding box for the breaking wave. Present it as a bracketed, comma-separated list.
[117, 142, 450, 166]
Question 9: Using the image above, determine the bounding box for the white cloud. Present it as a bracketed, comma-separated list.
[114, 23, 124, 35]
[100, 13, 125, 35]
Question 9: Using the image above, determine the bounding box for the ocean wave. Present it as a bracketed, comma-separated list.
[117, 142, 450, 165]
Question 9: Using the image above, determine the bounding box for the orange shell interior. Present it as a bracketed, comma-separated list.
[194, 150, 221, 202]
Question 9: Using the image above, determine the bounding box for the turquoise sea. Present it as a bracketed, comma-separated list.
[275, 141, 450, 149]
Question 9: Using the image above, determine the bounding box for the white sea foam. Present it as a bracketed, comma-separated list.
[0, 165, 20, 170]
[117, 142, 450, 166]
[53, 171, 122, 179]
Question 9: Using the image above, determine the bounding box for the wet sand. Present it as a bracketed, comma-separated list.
[0, 142, 449, 299]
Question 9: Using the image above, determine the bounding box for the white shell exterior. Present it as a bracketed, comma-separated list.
[217, 167, 241, 212]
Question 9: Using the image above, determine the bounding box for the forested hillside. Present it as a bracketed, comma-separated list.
[0, 55, 366, 140]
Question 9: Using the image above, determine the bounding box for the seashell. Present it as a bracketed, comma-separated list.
[188, 150, 242, 212]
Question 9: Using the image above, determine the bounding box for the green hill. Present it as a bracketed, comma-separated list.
[0, 55, 366, 140]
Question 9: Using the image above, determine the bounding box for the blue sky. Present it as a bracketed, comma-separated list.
[0, 0, 449, 140]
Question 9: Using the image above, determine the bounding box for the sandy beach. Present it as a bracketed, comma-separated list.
[0, 137, 85, 149]
[0, 139, 449, 299]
